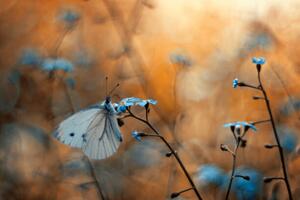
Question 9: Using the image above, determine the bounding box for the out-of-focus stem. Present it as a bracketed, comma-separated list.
[86, 157, 106, 200]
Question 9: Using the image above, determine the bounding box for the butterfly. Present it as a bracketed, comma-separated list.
[53, 82, 123, 160]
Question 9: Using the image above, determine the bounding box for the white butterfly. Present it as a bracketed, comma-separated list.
[53, 96, 122, 160]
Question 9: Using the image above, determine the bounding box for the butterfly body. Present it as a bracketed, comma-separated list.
[54, 97, 122, 160]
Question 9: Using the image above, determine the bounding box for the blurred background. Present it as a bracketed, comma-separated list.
[0, 0, 300, 199]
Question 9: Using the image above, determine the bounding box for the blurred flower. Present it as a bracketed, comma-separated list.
[58, 8, 80, 27]
[121, 97, 157, 107]
[197, 164, 226, 187]
[19, 48, 42, 66]
[169, 52, 192, 67]
[278, 126, 298, 153]
[41, 58, 74, 72]
[223, 167, 263, 200]
[279, 98, 300, 116]
[252, 57, 266, 65]
[224, 122, 257, 132]
[132, 131, 142, 141]
[232, 78, 239, 88]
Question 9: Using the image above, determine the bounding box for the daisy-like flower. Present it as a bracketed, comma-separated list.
[224, 121, 257, 133]
[131, 130, 142, 141]
[252, 57, 266, 65]
[121, 97, 157, 107]
[232, 78, 239, 88]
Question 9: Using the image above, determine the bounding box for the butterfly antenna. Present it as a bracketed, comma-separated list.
[108, 83, 120, 96]
[105, 76, 108, 97]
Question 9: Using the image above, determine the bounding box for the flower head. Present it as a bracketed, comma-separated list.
[278, 126, 298, 153]
[58, 8, 80, 27]
[232, 78, 239, 88]
[224, 122, 257, 134]
[169, 52, 192, 67]
[197, 164, 226, 187]
[120, 97, 157, 107]
[252, 57, 266, 65]
[41, 58, 74, 72]
[224, 122, 257, 131]
[19, 48, 42, 66]
[131, 130, 142, 141]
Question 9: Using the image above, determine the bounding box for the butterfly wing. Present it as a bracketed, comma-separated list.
[54, 107, 101, 148]
[54, 103, 123, 160]
[82, 109, 122, 159]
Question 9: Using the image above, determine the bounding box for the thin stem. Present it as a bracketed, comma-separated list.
[86, 157, 106, 200]
[258, 71, 293, 200]
[252, 119, 271, 125]
[127, 108, 203, 200]
[177, 187, 194, 195]
[238, 82, 261, 90]
[225, 138, 241, 200]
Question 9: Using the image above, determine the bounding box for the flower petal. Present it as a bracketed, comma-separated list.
[252, 57, 266, 65]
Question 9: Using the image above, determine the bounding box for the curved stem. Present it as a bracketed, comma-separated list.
[225, 138, 241, 200]
[258, 71, 293, 200]
[127, 108, 203, 200]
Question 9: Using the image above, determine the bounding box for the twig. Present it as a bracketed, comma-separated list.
[257, 70, 293, 200]
[127, 108, 203, 200]
[225, 137, 241, 200]
[86, 157, 106, 200]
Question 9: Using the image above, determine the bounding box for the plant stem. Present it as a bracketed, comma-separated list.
[127, 109, 203, 200]
[86, 157, 106, 200]
[257, 71, 293, 200]
[225, 138, 241, 200]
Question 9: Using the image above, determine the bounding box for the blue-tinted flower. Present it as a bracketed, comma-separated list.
[232, 78, 239, 88]
[132, 130, 142, 141]
[41, 58, 55, 71]
[224, 122, 257, 132]
[55, 58, 73, 72]
[121, 97, 157, 107]
[58, 9, 80, 26]
[223, 167, 263, 200]
[117, 105, 127, 113]
[252, 57, 266, 65]
[41, 58, 74, 72]
[169, 53, 192, 67]
[197, 164, 226, 187]
[19, 48, 42, 66]
[278, 126, 298, 153]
